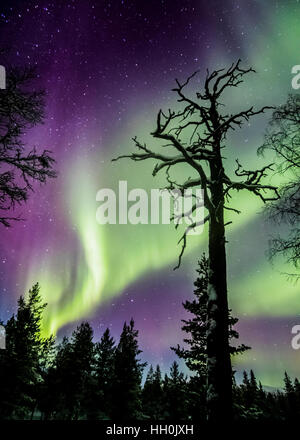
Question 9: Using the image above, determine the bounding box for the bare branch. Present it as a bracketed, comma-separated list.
[0, 215, 24, 227]
[112, 60, 277, 267]
[0, 66, 56, 226]
[174, 214, 210, 270]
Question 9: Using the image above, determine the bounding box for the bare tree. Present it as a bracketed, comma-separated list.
[260, 94, 300, 277]
[0, 66, 56, 226]
[114, 60, 279, 421]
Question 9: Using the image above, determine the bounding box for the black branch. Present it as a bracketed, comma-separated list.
[0, 66, 56, 226]
[113, 60, 277, 268]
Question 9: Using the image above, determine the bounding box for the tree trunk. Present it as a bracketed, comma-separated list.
[206, 156, 232, 421]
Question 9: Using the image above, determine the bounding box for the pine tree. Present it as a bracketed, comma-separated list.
[142, 365, 154, 418]
[238, 370, 265, 420]
[94, 328, 116, 418]
[142, 364, 164, 419]
[283, 371, 297, 420]
[163, 361, 188, 420]
[172, 254, 250, 377]
[144, 365, 154, 393]
[45, 322, 95, 420]
[72, 322, 96, 420]
[153, 364, 164, 417]
[184, 373, 207, 422]
[293, 377, 300, 417]
[112, 319, 146, 420]
[34, 333, 56, 419]
[0, 283, 52, 419]
[284, 371, 294, 395]
[249, 370, 257, 387]
[294, 377, 300, 394]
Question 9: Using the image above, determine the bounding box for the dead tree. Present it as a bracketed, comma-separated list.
[0, 67, 56, 226]
[113, 60, 279, 421]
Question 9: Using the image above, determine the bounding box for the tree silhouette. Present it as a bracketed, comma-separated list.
[53, 322, 95, 420]
[142, 364, 164, 419]
[0, 283, 52, 419]
[283, 371, 298, 420]
[163, 361, 188, 420]
[172, 254, 250, 377]
[260, 94, 300, 278]
[114, 60, 279, 420]
[112, 319, 146, 420]
[0, 66, 56, 226]
[2, 286, 300, 420]
[94, 328, 116, 418]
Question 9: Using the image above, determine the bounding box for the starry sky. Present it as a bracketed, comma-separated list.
[0, 0, 300, 387]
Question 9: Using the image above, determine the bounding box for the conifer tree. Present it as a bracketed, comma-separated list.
[94, 328, 116, 418]
[172, 254, 250, 377]
[283, 371, 297, 419]
[284, 371, 294, 395]
[142, 364, 164, 419]
[72, 322, 96, 419]
[0, 283, 52, 419]
[46, 322, 95, 420]
[237, 370, 266, 420]
[112, 319, 146, 420]
[163, 361, 188, 420]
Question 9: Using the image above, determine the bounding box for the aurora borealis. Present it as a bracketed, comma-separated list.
[0, 0, 300, 387]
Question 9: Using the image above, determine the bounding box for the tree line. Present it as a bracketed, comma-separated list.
[1, 263, 300, 421]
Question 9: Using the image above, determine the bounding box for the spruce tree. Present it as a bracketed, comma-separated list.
[172, 254, 250, 377]
[0, 283, 52, 419]
[238, 370, 266, 420]
[112, 319, 146, 420]
[142, 364, 164, 419]
[163, 361, 188, 420]
[72, 322, 96, 420]
[283, 371, 297, 420]
[94, 328, 116, 418]
[46, 322, 95, 420]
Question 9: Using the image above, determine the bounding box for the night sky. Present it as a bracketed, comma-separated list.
[0, 0, 300, 387]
